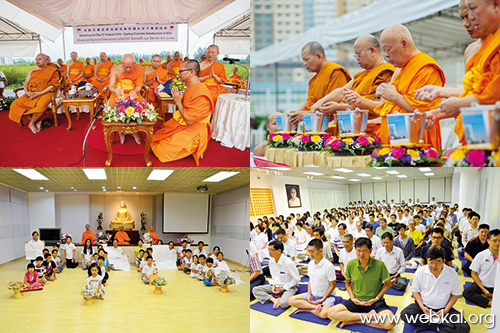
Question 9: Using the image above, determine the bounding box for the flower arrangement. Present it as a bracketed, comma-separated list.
[81, 284, 97, 298]
[141, 233, 153, 244]
[96, 212, 103, 230]
[325, 135, 382, 156]
[8, 281, 26, 297]
[150, 276, 167, 287]
[266, 133, 294, 148]
[215, 270, 236, 286]
[0, 96, 15, 111]
[60, 233, 71, 243]
[175, 235, 194, 244]
[369, 146, 444, 167]
[140, 212, 147, 231]
[96, 231, 111, 244]
[101, 96, 160, 124]
[169, 76, 185, 92]
[292, 134, 332, 151]
[444, 149, 499, 167]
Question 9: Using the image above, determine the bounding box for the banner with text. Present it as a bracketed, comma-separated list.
[73, 24, 178, 44]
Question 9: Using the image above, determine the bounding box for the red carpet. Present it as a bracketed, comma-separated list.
[0, 111, 249, 167]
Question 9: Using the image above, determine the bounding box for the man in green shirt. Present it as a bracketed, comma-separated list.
[375, 218, 394, 239]
[328, 237, 396, 330]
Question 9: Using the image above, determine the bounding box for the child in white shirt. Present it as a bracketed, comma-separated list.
[190, 255, 199, 278]
[142, 256, 158, 284]
[86, 264, 104, 299]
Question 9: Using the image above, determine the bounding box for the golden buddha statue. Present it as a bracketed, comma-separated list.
[109, 201, 135, 230]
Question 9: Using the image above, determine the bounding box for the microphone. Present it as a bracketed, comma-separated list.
[92, 105, 105, 120]
[223, 57, 241, 63]
[246, 249, 249, 255]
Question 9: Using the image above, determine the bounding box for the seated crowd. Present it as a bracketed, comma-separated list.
[250, 199, 497, 332]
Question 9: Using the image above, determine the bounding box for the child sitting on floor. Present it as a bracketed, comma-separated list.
[142, 255, 158, 284]
[34, 256, 47, 285]
[86, 263, 105, 299]
[182, 249, 193, 274]
[52, 244, 61, 259]
[177, 249, 187, 270]
[90, 253, 99, 265]
[196, 255, 207, 281]
[136, 249, 145, 272]
[21, 263, 43, 292]
[202, 258, 218, 286]
[216, 252, 231, 272]
[52, 249, 63, 273]
[43, 253, 57, 281]
[190, 255, 199, 278]
[97, 256, 109, 285]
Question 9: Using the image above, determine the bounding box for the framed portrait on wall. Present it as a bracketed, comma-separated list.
[286, 184, 302, 208]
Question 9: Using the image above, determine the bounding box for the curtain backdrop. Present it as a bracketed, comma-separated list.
[309, 189, 347, 213]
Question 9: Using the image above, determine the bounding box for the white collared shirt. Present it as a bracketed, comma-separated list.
[193, 248, 208, 258]
[411, 264, 462, 309]
[254, 233, 268, 249]
[369, 235, 382, 257]
[283, 238, 297, 260]
[339, 248, 357, 266]
[308, 257, 336, 297]
[351, 229, 367, 240]
[470, 249, 498, 288]
[269, 254, 300, 290]
[375, 246, 406, 275]
[296, 229, 307, 244]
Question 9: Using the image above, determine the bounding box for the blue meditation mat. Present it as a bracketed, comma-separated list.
[250, 301, 290, 316]
[463, 281, 491, 307]
[385, 278, 409, 296]
[402, 323, 437, 333]
[299, 260, 310, 264]
[264, 280, 269, 285]
[336, 281, 346, 289]
[300, 275, 309, 283]
[297, 264, 304, 267]
[288, 296, 344, 326]
[405, 261, 420, 273]
[261, 260, 269, 266]
[297, 283, 308, 294]
[334, 306, 398, 333]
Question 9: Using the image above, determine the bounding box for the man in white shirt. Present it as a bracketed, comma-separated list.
[276, 228, 296, 262]
[351, 221, 367, 240]
[375, 232, 407, 291]
[338, 234, 356, 281]
[364, 224, 382, 257]
[402, 209, 412, 225]
[253, 225, 269, 260]
[462, 211, 480, 246]
[193, 241, 208, 258]
[295, 222, 308, 248]
[253, 240, 300, 308]
[401, 246, 470, 333]
[429, 197, 437, 205]
[312, 228, 333, 263]
[463, 229, 500, 308]
[289, 238, 337, 318]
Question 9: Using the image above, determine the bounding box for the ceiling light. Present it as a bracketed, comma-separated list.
[117, 186, 121, 189]
[372, 177, 383, 180]
[303, 172, 324, 176]
[45, 189, 49, 192]
[386, 170, 400, 175]
[419, 167, 432, 172]
[103, 189, 106, 192]
[329, 176, 345, 179]
[349, 179, 361, 182]
[202, 171, 239, 182]
[70, 187, 74, 189]
[264, 167, 291, 171]
[357, 173, 371, 177]
[13, 169, 48, 180]
[424, 172, 434, 176]
[147, 169, 174, 180]
[132, 186, 137, 190]
[39, 187, 44, 190]
[83, 169, 107, 180]
[397, 175, 408, 178]
[335, 168, 354, 173]
[73, 189, 77, 191]
[197, 185, 208, 192]
[101, 186, 106, 189]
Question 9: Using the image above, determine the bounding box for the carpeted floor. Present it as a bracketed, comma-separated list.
[0, 110, 249, 167]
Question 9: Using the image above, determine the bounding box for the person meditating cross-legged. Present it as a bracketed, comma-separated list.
[328, 237, 396, 331]
[81, 224, 96, 244]
[151, 60, 214, 165]
[115, 225, 131, 245]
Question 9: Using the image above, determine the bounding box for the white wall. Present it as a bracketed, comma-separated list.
[55, 195, 90, 242]
[476, 169, 500, 229]
[28, 193, 56, 232]
[0, 185, 29, 264]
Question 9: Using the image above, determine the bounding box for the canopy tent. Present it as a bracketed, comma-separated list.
[251, 0, 466, 67]
[0, 17, 40, 57]
[213, 13, 250, 54]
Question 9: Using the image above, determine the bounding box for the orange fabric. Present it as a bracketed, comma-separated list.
[9, 66, 60, 123]
[82, 230, 96, 244]
[146, 67, 169, 106]
[350, 63, 395, 101]
[168, 59, 183, 79]
[373, 52, 445, 149]
[200, 61, 230, 105]
[305, 62, 351, 111]
[84, 64, 95, 81]
[150, 231, 159, 245]
[228, 73, 242, 82]
[67, 60, 85, 84]
[108, 64, 144, 105]
[115, 230, 131, 245]
[455, 30, 500, 145]
[151, 82, 214, 165]
[94, 60, 114, 97]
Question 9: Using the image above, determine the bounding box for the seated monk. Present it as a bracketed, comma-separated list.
[253, 112, 280, 157]
[199, 45, 230, 105]
[309, 35, 395, 134]
[290, 42, 351, 124]
[228, 67, 242, 83]
[93, 52, 114, 98]
[108, 53, 144, 144]
[371, 24, 445, 149]
[167, 51, 183, 79]
[161, 55, 172, 70]
[151, 60, 214, 165]
[9, 53, 60, 133]
[148, 226, 159, 245]
[144, 55, 168, 108]
[84, 57, 95, 83]
[81, 224, 96, 244]
[115, 226, 131, 245]
[57, 58, 67, 76]
[66, 51, 85, 86]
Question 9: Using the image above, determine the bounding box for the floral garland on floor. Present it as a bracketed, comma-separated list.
[292, 134, 332, 151]
[369, 146, 444, 167]
[267, 133, 294, 148]
[324, 135, 382, 156]
[444, 149, 500, 167]
[102, 96, 160, 124]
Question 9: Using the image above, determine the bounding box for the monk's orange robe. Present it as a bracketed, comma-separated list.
[94, 60, 114, 98]
[150, 231, 159, 245]
[9, 66, 60, 123]
[84, 64, 95, 82]
[146, 67, 169, 107]
[115, 230, 131, 245]
[168, 59, 182, 79]
[455, 29, 500, 145]
[151, 82, 214, 165]
[373, 52, 445, 149]
[67, 60, 85, 85]
[200, 61, 230, 105]
[108, 64, 144, 105]
[82, 230, 96, 244]
[305, 62, 351, 111]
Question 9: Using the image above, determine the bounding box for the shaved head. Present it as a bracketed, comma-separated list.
[355, 34, 380, 50]
[302, 41, 325, 57]
[353, 35, 385, 70]
[122, 54, 136, 73]
[182, 59, 200, 76]
[267, 112, 280, 133]
[380, 24, 414, 45]
[380, 24, 418, 68]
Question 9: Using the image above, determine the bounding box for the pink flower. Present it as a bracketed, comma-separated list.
[425, 148, 439, 159]
[136, 106, 143, 113]
[282, 133, 291, 141]
[331, 139, 341, 150]
[372, 134, 382, 143]
[268, 133, 276, 141]
[323, 135, 332, 143]
[301, 135, 310, 143]
[466, 150, 486, 167]
[391, 146, 405, 159]
[118, 105, 126, 113]
[357, 136, 370, 146]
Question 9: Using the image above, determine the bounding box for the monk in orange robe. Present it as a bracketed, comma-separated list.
[228, 67, 242, 82]
[9, 53, 60, 133]
[309, 35, 395, 132]
[66, 51, 85, 86]
[162, 55, 172, 70]
[108, 54, 144, 144]
[81, 224, 96, 244]
[152, 60, 214, 165]
[199, 45, 230, 105]
[144, 55, 168, 108]
[57, 58, 67, 78]
[93, 52, 114, 98]
[167, 51, 183, 79]
[371, 24, 445, 150]
[115, 226, 131, 245]
[84, 57, 95, 83]
[148, 226, 159, 245]
[289, 42, 351, 124]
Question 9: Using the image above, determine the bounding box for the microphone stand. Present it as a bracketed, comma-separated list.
[68, 105, 104, 167]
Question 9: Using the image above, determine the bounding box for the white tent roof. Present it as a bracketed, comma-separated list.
[191, 0, 248, 37]
[213, 13, 250, 54]
[251, 0, 462, 67]
[0, 17, 40, 57]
